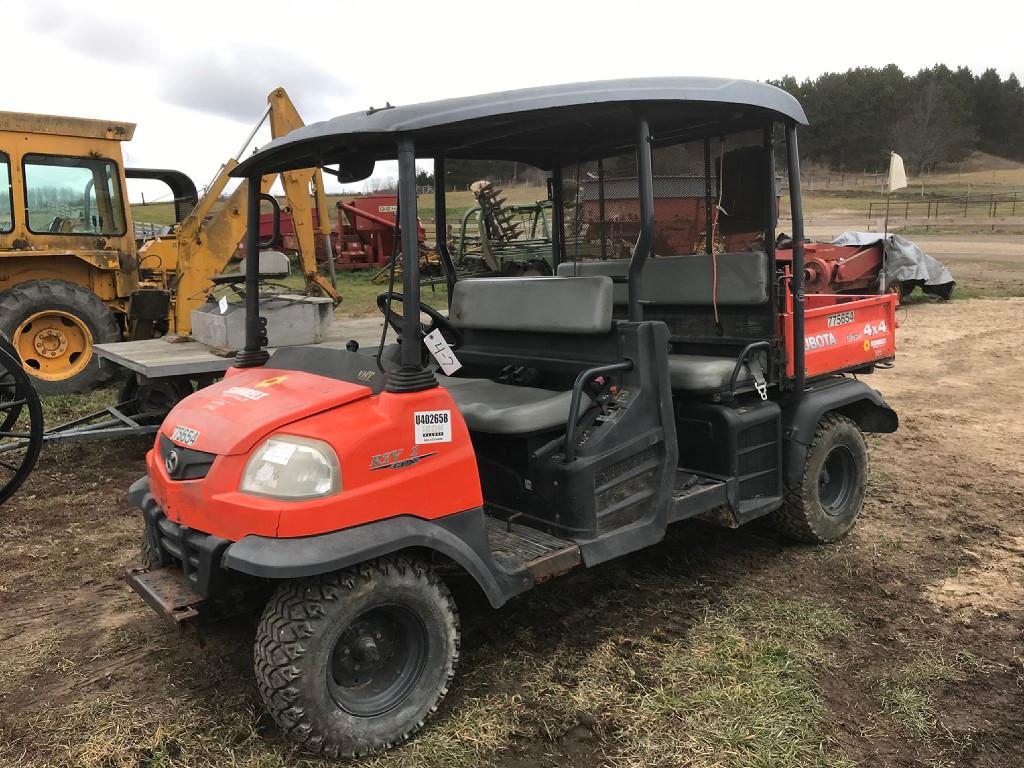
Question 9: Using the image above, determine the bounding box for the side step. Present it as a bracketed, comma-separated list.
[485, 516, 582, 584]
[125, 564, 204, 626]
[670, 469, 729, 522]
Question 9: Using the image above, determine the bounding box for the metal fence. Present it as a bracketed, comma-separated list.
[133, 222, 170, 239]
[867, 192, 1022, 221]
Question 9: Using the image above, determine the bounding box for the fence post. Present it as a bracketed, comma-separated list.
[905, 202, 909, 219]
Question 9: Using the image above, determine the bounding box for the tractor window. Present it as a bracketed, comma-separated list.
[23, 154, 127, 236]
[560, 129, 769, 261]
[0, 153, 12, 233]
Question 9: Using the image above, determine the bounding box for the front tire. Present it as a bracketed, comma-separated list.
[0, 280, 121, 394]
[772, 413, 868, 543]
[255, 557, 459, 757]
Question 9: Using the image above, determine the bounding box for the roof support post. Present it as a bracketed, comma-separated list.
[433, 156, 457, 304]
[237, 175, 269, 368]
[388, 137, 437, 392]
[764, 123, 778, 378]
[628, 115, 654, 322]
[550, 166, 564, 267]
[785, 122, 806, 398]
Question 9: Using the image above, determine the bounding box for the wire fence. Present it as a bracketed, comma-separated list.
[867, 192, 1022, 221]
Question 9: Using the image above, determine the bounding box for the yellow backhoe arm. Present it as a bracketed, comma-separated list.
[268, 88, 339, 301]
[141, 87, 339, 335]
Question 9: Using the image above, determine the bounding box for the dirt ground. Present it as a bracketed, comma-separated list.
[0, 236, 1022, 767]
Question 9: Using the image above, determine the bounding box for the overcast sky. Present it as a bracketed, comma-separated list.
[6, 0, 1021, 201]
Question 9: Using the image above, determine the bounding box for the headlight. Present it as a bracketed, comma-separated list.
[240, 436, 341, 500]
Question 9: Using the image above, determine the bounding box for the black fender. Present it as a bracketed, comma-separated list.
[780, 377, 898, 486]
[221, 508, 530, 608]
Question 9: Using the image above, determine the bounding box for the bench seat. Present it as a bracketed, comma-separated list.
[438, 375, 587, 434]
[667, 354, 752, 394]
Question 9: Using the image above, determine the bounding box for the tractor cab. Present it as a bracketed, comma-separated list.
[127, 78, 898, 758]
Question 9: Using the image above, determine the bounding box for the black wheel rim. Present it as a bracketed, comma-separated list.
[0, 344, 44, 507]
[818, 444, 857, 516]
[328, 603, 428, 717]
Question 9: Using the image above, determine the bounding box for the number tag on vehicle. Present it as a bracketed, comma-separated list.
[414, 410, 452, 444]
[423, 328, 462, 375]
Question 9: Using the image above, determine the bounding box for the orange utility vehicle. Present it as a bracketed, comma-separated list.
[127, 78, 898, 757]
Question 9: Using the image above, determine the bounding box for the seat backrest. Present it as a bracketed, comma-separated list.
[640, 251, 768, 305]
[449, 276, 613, 334]
[556, 252, 769, 306]
[212, 250, 291, 284]
[556, 260, 629, 304]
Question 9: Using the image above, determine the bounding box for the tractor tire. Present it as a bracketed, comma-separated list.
[118, 376, 193, 417]
[254, 556, 460, 758]
[0, 280, 121, 394]
[771, 413, 868, 544]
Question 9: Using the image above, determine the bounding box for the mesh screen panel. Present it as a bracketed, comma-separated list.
[561, 130, 767, 262]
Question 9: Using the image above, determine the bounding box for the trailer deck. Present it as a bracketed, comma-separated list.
[94, 316, 391, 379]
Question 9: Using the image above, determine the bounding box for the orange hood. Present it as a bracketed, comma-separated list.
[160, 367, 372, 455]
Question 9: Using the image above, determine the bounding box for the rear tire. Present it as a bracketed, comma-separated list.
[254, 556, 459, 757]
[0, 280, 121, 394]
[772, 413, 867, 543]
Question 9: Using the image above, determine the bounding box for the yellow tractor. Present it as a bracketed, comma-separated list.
[0, 88, 335, 393]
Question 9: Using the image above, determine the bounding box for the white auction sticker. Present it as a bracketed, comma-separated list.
[218, 296, 229, 314]
[262, 440, 297, 465]
[423, 328, 462, 375]
[414, 410, 452, 444]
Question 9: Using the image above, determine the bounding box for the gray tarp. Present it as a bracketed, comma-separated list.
[832, 231, 956, 299]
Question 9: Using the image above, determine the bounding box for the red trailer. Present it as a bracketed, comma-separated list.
[331, 195, 426, 270]
[579, 177, 889, 297]
[255, 196, 426, 271]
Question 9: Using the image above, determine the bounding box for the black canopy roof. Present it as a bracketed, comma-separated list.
[233, 77, 807, 177]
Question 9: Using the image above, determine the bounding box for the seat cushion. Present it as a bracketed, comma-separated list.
[438, 375, 586, 434]
[667, 354, 752, 394]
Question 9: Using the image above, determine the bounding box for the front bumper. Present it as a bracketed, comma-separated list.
[127, 477, 269, 626]
[129, 476, 231, 599]
[125, 563, 205, 625]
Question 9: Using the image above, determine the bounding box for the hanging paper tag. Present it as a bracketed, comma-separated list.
[218, 296, 229, 314]
[423, 328, 462, 375]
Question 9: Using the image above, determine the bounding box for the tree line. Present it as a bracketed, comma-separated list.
[771, 65, 1024, 174]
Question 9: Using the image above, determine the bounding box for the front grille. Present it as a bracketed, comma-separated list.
[159, 434, 215, 480]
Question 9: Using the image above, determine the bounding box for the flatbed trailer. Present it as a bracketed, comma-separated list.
[17, 318, 398, 444]
[94, 316, 390, 381]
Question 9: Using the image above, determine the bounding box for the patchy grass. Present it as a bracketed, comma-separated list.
[40, 385, 119, 423]
[1, 588, 854, 768]
[365, 591, 853, 768]
[878, 646, 994, 738]
[901, 283, 1024, 303]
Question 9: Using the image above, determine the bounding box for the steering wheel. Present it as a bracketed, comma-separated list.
[376, 292, 463, 349]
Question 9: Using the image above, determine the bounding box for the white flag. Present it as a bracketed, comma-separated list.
[886, 152, 907, 194]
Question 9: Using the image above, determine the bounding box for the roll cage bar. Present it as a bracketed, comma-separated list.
[233, 79, 808, 399]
